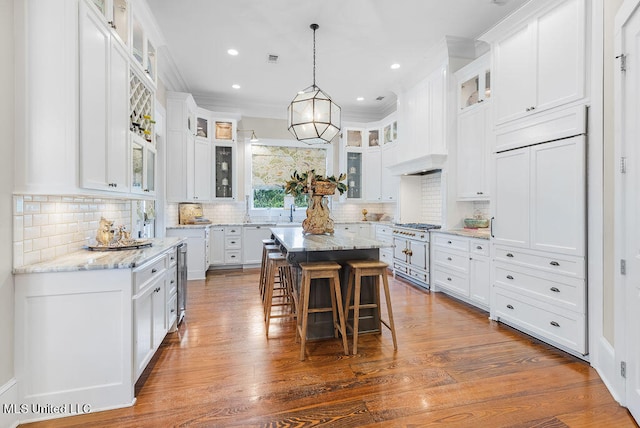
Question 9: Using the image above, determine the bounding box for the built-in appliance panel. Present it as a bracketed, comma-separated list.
[494, 285, 586, 354]
[494, 265, 584, 313]
[494, 245, 584, 278]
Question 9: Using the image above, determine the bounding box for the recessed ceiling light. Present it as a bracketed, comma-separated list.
[228, 49, 239, 56]
[390, 63, 401, 70]
[356, 97, 364, 101]
[232, 84, 241, 89]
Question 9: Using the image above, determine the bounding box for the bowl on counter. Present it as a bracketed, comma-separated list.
[463, 218, 489, 228]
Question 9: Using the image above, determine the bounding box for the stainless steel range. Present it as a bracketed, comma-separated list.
[392, 223, 441, 289]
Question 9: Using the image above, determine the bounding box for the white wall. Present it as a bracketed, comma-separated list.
[0, 0, 16, 425]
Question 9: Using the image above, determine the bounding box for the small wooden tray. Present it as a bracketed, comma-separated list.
[87, 240, 152, 251]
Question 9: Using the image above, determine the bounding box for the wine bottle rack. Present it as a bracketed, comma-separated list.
[129, 70, 153, 143]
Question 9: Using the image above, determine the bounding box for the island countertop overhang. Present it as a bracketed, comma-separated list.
[270, 227, 391, 253]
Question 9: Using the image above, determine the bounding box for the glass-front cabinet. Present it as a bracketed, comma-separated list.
[346, 151, 362, 199]
[458, 53, 491, 111]
[131, 135, 156, 195]
[88, 0, 128, 45]
[214, 145, 234, 199]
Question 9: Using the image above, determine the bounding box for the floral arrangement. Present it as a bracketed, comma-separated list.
[284, 170, 347, 197]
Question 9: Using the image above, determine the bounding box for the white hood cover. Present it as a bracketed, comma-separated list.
[387, 154, 447, 176]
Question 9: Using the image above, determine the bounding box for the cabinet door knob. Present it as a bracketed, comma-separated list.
[447, 240, 452, 244]
[447, 277, 452, 281]
[550, 261, 560, 266]
[550, 287, 560, 293]
[476, 191, 483, 195]
[506, 275, 514, 280]
[447, 257, 452, 261]
[550, 321, 560, 327]
[507, 304, 514, 309]
[476, 245, 483, 250]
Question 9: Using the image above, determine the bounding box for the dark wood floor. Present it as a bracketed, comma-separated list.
[25, 268, 637, 427]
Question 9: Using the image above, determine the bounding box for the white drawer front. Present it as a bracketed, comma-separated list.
[433, 234, 469, 251]
[225, 250, 242, 264]
[433, 248, 469, 273]
[167, 250, 177, 267]
[380, 249, 393, 265]
[394, 262, 408, 274]
[408, 268, 428, 284]
[494, 265, 585, 313]
[167, 266, 178, 296]
[494, 286, 586, 354]
[470, 239, 489, 256]
[225, 236, 242, 249]
[494, 245, 584, 279]
[225, 226, 242, 236]
[432, 266, 469, 297]
[134, 256, 166, 293]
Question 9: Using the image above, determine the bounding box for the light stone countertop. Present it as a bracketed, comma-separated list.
[166, 224, 212, 229]
[431, 228, 491, 240]
[270, 227, 390, 253]
[13, 237, 186, 274]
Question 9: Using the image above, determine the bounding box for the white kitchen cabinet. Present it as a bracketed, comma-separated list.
[492, 136, 585, 256]
[491, 135, 586, 356]
[79, 1, 129, 193]
[166, 226, 210, 280]
[457, 53, 491, 112]
[166, 92, 198, 202]
[224, 226, 242, 265]
[133, 269, 165, 380]
[380, 143, 400, 202]
[431, 232, 490, 311]
[456, 102, 492, 201]
[243, 225, 274, 265]
[194, 139, 212, 201]
[213, 144, 236, 200]
[364, 148, 381, 201]
[375, 224, 394, 266]
[345, 150, 363, 199]
[488, 0, 586, 125]
[209, 227, 225, 266]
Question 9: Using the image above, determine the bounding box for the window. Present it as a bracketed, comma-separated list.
[250, 142, 328, 208]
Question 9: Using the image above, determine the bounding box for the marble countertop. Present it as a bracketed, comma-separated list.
[166, 224, 212, 229]
[432, 228, 491, 240]
[13, 237, 186, 274]
[270, 227, 390, 253]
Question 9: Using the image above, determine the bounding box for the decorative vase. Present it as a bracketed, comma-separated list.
[301, 181, 336, 234]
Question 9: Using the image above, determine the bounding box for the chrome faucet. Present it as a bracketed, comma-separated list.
[289, 204, 296, 222]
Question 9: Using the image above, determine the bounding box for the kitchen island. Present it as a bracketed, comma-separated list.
[270, 227, 390, 340]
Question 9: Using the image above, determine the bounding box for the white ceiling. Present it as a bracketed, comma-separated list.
[147, 0, 528, 122]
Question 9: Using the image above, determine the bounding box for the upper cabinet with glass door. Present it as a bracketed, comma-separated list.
[457, 53, 491, 112]
[131, 12, 157, 86]
[88, 0, 129, 47]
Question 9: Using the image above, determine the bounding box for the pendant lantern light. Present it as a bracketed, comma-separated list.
[287, 24, 341, 145]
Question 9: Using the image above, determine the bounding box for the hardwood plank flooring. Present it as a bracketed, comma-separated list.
[24, 268, 637, 427]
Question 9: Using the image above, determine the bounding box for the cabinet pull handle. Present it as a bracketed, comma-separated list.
[550, 287, 560, 293]
[506, 253, 514, 258]
[507, 304, 514, 310]
[550, 261, 560, 266]
[550, 321, 560, 327]
[447, 257, 452, 261]
[476, 191, 483, 195]
[151, 268, 157, 273]
[506, 275, 514, 280]
[476, 245, 483, 250]
[171, 309, 175, 313]
[447, 277, 452, 281]
[447, 240, 452, 244]
[171, 280, 175, 284]
[490, 216, 494, 238]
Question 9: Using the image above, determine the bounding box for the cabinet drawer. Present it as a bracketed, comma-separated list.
[225, 237, 242, 249]
[167, 250, 178, 267]
[432, 248, 469, 273]
[134, 256, 166, 294]
[432, 234, 469, 251]
[408, 268, 428, 284]
[494, 286, 586, 354]
[225, 250, 241, 264]
[225, 226, 242, 236]
[393, 262, 408, 274]
[432, 266, 469, 297]
[494, 245, 584, 278]
[167, 294, 177, 328]
[167, 266, 178, 297]
[494, 264, 585, 313]
[380, 249, 393, 265]
[470, 239, 489, 256]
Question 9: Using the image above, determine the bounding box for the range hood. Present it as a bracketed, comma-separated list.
[387, 154, 447, 176]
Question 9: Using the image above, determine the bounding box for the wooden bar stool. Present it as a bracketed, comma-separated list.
[344, 260, 398, 355]
[264, 252, 296, 337]
[259, 242, 280, 302]
[297, 261, 349, 361]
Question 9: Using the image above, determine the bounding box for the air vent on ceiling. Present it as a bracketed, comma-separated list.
[267, 54, 279, 64]
[376, 96, 385, 101]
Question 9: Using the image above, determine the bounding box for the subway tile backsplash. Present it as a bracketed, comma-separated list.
[13, 195, 132, 268]
[421, 172, 442, 224]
